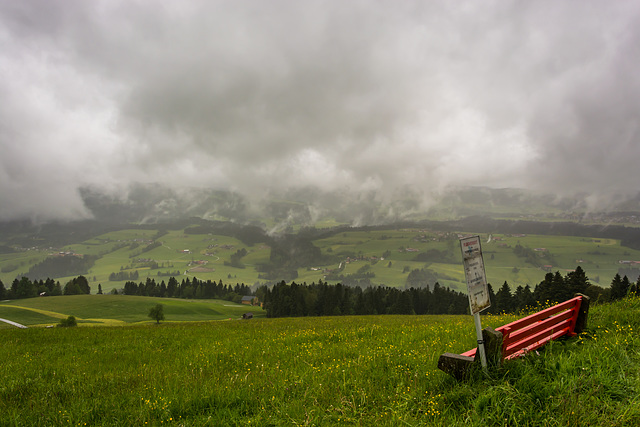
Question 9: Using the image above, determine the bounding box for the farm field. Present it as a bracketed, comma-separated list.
[312, 230, 640, 291]
[0, 295, 264, 328]
[1, 297, 639, 425]
[2, 225, 640, 294]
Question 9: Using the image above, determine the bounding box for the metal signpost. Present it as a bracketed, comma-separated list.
[460, 235, 491, 372]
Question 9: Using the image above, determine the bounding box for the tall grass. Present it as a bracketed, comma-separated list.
[1, 298, 639, 425]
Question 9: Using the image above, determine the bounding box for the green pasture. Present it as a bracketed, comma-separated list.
[0, 250, 49, 284]
[1, 297, 639, 425]
[315, 230, 640, 290]
[3, 226, 640, 294]
[0, 295, 264, 327]
[80, 230, 271, 293]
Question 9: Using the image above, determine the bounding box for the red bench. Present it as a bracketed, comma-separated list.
[438, 294, 590, 379]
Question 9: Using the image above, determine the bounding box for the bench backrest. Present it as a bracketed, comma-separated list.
[496, 295, 583, 359]
[461, 295, 584, 360]
[439, 295, 588, 379]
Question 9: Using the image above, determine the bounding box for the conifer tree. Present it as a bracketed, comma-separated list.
[609, 273, 629, 301]
[495, 281, 514, 313]
[565, 266, 589, 296]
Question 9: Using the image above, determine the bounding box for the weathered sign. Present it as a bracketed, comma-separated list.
[460, 235, 491, 314]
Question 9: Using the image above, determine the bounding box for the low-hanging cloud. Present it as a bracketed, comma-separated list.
[1, 0, 639, 221]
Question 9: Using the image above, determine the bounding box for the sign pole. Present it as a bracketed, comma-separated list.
[460, 235, 491, 374]
[473, 312, 488, 372]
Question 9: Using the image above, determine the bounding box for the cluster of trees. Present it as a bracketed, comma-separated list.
[108, 271, 140, 281]
[260, 280, 468, 317]
[184, 221, 267, 246]
[325, 264, 377, 285]
[413, 248, 455, 263]
[224, 248, 248, 268]
[23, 255, 97, 281]
[513, 244, 543, 267]
[260, 267, 640, 318]
[121, 276, 252, 304]
[484, 267, 595, 314]
[0, 274, 252, 305]
[128, 241, 162, 258]
[0, 276, 91, 300]
[155, 270, 181, 277]
[258, 236, 327, 281]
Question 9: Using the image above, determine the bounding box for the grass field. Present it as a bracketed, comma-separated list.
[2, 225, 640, 295]
[1, 296, 638, 425]
[0, 295, 264, 327]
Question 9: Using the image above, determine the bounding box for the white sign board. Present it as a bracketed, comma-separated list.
[460, 235, 491, 314]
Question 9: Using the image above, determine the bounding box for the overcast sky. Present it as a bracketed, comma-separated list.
[1, 0, 639, 221]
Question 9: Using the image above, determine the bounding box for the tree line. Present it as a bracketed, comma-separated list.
[120, 276, 252, 304]
[0, 276, 91, 299]
[260, 280, 468, 317]
[2, 267, 637, 317]
[0, 275, 252, 304]
[260, 267, 640, 318]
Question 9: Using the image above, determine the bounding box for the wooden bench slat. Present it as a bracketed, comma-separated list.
[495, 297, 580, 333]
[505, 327, 570, 359]
[504, 319, 572, 357]
[503, 309, 574, 346]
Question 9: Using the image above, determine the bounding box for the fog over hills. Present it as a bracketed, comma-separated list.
[2, 1, 640, 223]
[76, 184, 640, 228]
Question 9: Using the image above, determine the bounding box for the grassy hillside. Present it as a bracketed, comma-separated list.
[0, 297, 638, 425]
[0, 295, 264, 327]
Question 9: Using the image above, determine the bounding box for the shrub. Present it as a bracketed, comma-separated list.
[57, 316, 77, 327]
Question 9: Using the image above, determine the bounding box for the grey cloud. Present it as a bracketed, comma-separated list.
[1, 0, 639, 221]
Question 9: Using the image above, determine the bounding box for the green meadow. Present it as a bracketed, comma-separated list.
[313, 230, 639, 291]
[2, 225, 640, 294]
[1, 296, 639, 425]
[0, 295, 263, 328]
